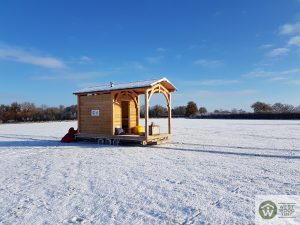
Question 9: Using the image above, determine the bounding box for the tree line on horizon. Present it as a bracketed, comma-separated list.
[142, 101, 300, 118]
[1, 101, 300, 123]
[0, 102, 77, 123]
[182, 101, 300, 117]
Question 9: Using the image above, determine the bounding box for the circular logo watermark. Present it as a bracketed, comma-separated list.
[259, 200, 277, 219]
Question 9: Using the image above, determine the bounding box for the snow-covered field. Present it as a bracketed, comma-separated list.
[0, 119, 299, 225]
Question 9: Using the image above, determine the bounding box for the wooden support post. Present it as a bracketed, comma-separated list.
[137, 96, 140, 126]
[144, 90, 149, 139]
[168, 93, 172, 134]
[111, 93, 114, 136]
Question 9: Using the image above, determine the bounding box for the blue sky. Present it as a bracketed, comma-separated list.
[0, 0, 300, 111]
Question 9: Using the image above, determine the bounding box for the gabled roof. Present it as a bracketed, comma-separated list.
[74, 77, 177, 95]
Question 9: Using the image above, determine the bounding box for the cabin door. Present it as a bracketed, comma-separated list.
[121, 101, 129, 133]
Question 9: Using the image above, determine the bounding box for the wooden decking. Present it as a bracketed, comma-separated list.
[75, 133, 170, 145]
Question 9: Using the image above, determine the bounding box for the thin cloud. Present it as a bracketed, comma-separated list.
[156, 48, 167, 52]
[279, 22, 300, 35]
[192, 89, 258, 98]
[267, 48, 289, 57]
[0, 43, 66, 69]
[288, 36, 300, 46]
[259, 44, 273, 49]
[268, 77, 288, 82]
[175, 54, 182, 59]
[243, 69, 273, 78]
[194, 59, 223, 67]
[145, 56, 164, 64]
[289, 79, 300, 84]
[76, 82, 110, 88]
[0, 92, 20, 99]
[184, 79, 239, 86]
[244, 68, 300, 78]
[244, 68, 300, 85]
[31, 71, 110, 81]
[130, 61, 145, 70]
[188, 43, 205, 50]
[79, 55, 92, 64]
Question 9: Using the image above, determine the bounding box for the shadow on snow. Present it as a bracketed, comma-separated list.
[151, 146, 300, 160]
[0, 134, 299, 159]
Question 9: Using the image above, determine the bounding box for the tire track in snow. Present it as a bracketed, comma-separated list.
[144, 142, 280, 224]
[170, 141, 300, 153]
[149, 142, 300, 159]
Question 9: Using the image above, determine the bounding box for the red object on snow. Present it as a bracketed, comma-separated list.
[61, 127, 78, 143]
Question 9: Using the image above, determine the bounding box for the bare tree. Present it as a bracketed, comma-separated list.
[149, 105, 168, 117]
[0, 104, 11, 122]
[20, 102, 36, 121]
[10, 102, 21, 121]
[185, 101, 198, 117]
[272, 102, 295, 113]
[238, 109, 246, 114]
[251, 101, 272, 113]
[172, 106, 186, 116]
[231, 108, 238, 114]
[282, 104, 295, 113]
[294, 105, 300, 113]
[199, 107, 207, 115]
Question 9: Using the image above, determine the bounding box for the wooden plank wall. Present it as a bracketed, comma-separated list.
[113, 99, 122, 129]
[79, 93, 112, 135]
[113, 95, 139, 133]
[129, 98, 138, 128]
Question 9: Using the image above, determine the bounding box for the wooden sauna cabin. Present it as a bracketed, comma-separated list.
[73, 78, 177, 145]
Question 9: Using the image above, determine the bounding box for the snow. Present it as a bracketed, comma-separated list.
[74, 77, 176, 94]
[0, 119, 299, 224]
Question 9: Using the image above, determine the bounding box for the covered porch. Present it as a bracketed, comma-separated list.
[113, 80, 173, 143]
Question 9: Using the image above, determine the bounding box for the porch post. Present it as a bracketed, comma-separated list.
[144, 89, 149, 139]
[168, 93, 172, 134]
[111, 92, 114, 136]
[136, 96, 140, 126]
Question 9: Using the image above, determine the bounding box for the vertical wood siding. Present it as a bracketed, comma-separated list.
[79, 93, 112, 135]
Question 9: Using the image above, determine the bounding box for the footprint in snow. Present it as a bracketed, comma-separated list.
[231, 187, 240, 193]
[165, 179, 184, 184]
[211, 197, 224, 208]
[68, 216, 85, 224]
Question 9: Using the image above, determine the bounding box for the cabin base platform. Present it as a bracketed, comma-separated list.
[75, 133, 170, 145]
